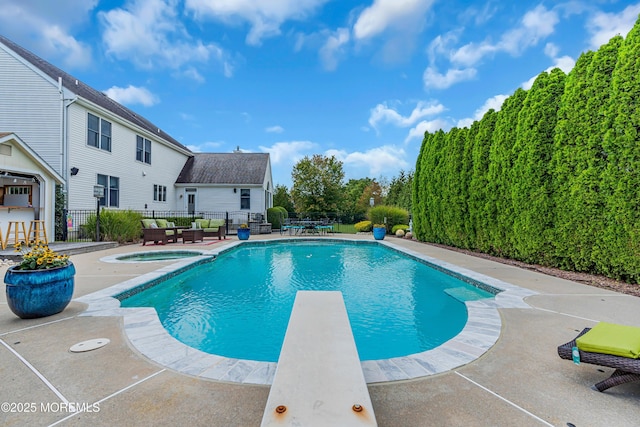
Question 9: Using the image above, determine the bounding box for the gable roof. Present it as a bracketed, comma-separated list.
[0, 35, 191, 154]
[176, 153, 270, 185]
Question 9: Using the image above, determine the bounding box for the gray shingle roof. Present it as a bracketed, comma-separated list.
[176, 153, 269, 185]
[0, 35, 191, 154]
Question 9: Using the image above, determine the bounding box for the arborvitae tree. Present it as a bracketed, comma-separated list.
[551, 50, 596, 268]
[601, 18, 640, 282]
[419, 130, 446, 242]
[511, 68, 566, 263]
[486, 88, 527, 257]
[460, 121, 480, 249]
[469, 109, 498, 251]
[412, 132, 432, 240]
[440, 127, 467, 246]
[429, 130, 448, 242]
[584, 36, 623, 273]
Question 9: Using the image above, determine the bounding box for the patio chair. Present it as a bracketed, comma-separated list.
[558, 325, 640, 392]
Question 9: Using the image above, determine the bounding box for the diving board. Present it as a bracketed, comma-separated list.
[261, 291, 377, 426]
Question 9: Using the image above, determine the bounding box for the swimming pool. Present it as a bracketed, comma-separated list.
[79, 237, 536, 384]
[119, 240, 495, 362]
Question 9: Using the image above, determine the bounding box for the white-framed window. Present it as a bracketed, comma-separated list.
[240, 188, 250, 209]
[97, 174, 119, 207]
[153, 184, 167, 202]
[136, 136, 152, 164]
[87, 113, 111, 151]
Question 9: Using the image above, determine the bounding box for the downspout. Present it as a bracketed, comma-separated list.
[58, 77, 77, 209]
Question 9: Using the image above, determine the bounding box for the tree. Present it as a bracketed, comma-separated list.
[290, 154, 345, 215]
[342, 178, 374, 222]
[601, 18, 640, 282]
[386, 170, 413, 212]
[273, 184, 295, 213]
[486, 88, 527, 257]
[511, 68, 566, 263]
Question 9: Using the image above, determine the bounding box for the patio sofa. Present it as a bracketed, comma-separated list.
[140, 218, 178, 245]
[194, 218, 226, 240]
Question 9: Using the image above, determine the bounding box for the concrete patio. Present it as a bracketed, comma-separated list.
[1, 234, 639, 426]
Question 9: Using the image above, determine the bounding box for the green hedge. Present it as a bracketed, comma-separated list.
[267, 206, 288, 229]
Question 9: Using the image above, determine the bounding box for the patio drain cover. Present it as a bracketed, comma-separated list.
[70, 338, 110, 353]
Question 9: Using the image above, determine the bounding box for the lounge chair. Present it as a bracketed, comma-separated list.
[558, 327, 640, 392]
[140, 219, 178, 245]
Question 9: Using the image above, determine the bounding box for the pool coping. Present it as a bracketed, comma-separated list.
[75, 237, 538, 385]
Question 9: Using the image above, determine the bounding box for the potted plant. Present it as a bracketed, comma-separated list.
[372, 224, 386, 240]
[237, 223, 250, 240]
[4, 242, 75, 319]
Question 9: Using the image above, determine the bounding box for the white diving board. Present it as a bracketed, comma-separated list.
[261, 291, 377, 427]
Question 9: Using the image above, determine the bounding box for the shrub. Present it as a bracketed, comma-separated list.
[368, 205, 410, 232]
[392, 224, 410, 234]
[354, 220, 372, 232]
[83, 209, 144, 243]
[267, 206, 288, 229]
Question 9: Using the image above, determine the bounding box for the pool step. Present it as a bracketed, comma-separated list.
[445, 286, 493, 302]
[261, 291, 377, 427]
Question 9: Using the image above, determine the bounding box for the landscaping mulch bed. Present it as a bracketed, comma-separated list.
[425, 242, 640, 298]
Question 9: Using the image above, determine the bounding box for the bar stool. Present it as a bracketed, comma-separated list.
[28, 220, 48, 244]
[4, 221, 28, 249]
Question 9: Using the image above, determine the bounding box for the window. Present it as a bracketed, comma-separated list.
[240, 188, 250, 209]
[136, 136, 152, 164]
[97, 174, 119, 207]
[87, 113, 112, 151]
[153, 184, 167, 202]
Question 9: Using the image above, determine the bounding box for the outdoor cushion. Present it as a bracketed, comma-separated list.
[142, 219, 157, 228]
[167, 222, 175, 227]
[155, 218, 168, 228]
[149, 223, 158, 229]
[576, 322, 640, 358]
[195, 219, 209, 228]
[210, 219, 225, 227]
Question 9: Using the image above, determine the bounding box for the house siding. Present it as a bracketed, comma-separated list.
[0, 48, 62, 172]
[66, 102, 191, 210]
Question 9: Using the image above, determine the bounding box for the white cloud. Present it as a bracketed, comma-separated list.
[259, 141, 316, 164]
[319, 28, 350, 71]
[588, 3, 640, 49]
[369, 101, 445, 131]
[404, 119, 451, 142]
[265, 125, 284, 133]
[450, 5, 559, 67]
[100, 0, 232, 75]
[327, 145, 409, 177]
[185, 0, 329, 46]
[103, 85, 160, 107]
[181, 67, 206, 83]
[353, 0, 435, 40]
[456, 94, 509, 128]
[423, 66, 477, 90]
[0, 0, 96, 69]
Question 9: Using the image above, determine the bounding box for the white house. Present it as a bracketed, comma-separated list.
[0, 35, 273, 242]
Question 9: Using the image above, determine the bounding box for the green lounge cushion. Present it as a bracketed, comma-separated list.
[210, 219, 225, 227]
[155, 219, 168, 228]
[576, 322, 640, 358]
[142, 219, 157, 228]
[194, 219, 209, 229]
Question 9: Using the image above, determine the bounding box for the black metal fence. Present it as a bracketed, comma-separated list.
[59, 209, 270, 242]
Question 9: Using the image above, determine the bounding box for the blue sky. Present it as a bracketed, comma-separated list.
[1, 1, 639, 188]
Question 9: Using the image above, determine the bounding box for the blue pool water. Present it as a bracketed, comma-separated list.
[120, 240, 494, 362]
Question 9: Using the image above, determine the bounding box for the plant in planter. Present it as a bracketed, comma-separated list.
[372, 224, 386, 240]
[237, 223, 250, 240]
[4, 242, 75, 319]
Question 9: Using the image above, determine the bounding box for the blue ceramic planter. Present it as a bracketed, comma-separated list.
[237, 228, 250, 240]
[373, 227, 386, 240]
[4, 263, 75, 319]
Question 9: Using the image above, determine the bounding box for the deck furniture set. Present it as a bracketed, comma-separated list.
[141, 218, 226, 245]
